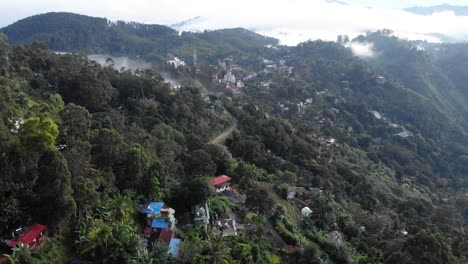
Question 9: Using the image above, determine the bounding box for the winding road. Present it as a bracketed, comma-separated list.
[209, 120, 237, 144]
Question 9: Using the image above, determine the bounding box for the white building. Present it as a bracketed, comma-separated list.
[224, 71, 236, 84]
[167, 57, 186, 69]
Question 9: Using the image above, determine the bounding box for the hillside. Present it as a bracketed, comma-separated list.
[1, 12, 278, 64]
[353, 31, 468, 132]
[0, 13, 467, 264]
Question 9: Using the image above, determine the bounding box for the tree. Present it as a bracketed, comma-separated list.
[59, 103, 92, 143]
[91, 128, 124, 168]
[19, 117, 59, 152]
[233, 162, 261, 190]
[204, 144, 235, 175]
[34, 150, 76, 229]
[184, 149, 216, 177]
[399, 230, 457, 264]
[117, 144, 149, 190]
[206, 235, 231, 264]
[5, 243, 33, 264]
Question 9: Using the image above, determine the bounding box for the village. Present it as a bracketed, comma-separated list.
[0, 171, 332, 261]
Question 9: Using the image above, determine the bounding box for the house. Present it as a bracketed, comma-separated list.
[151, 219, 169, 229]
[7, 224, 47, 249]
[212, 219, 237, 237]
[193, 203, 210, 229]
[212, 175, 232, 193]
[158, 228, 174, 244]
[140, 202, 164, 216]
[139, 202, 176, 230]
[168, 238, 181, 256]
[224, 70, 236, 84]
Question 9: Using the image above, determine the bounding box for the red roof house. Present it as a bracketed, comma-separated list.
[8, 224, 47, 248]
[212, 175, 232, 193]
[158, 228, 174, 244]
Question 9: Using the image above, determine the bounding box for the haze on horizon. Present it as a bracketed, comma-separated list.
[2, 0, 468, 45]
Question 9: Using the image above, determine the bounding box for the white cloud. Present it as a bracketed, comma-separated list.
[346, 42, 377, 58]
[2, 0, 468, 45]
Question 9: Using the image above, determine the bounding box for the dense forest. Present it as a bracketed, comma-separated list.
[0, 12, 467, 264]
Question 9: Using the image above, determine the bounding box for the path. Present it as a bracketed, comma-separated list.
[209, 120, 237, 144]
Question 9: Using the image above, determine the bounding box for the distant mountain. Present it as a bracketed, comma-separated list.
[405, 4, 468, 16]
[353, 31, 468, 131]
[1, 12, 178, 54]
[1, 12, 278, 62]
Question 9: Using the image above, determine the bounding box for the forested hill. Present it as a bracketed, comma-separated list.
[0, 12, 278, 61]
[0, 13, 467, 264]
[1, 12, 177, 53]
[353, 31, 468, 132]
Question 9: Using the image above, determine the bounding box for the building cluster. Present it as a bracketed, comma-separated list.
[191, 175, 245, 237]
[211, 69, 245, 95]
[263, 58, 293, 75]
[139, 201, 181, 256]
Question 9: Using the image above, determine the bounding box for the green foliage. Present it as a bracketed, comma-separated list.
[35, 150, 76, 229]
[59, 103, 91, 143]
[0, 20, 467, 264]
[75, 195, 144, 263]
[209, 197, 230, 216]
[19, 117, 59, 152]
[274, 183, 289, 199]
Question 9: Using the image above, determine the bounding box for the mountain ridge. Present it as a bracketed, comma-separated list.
[405, 4, 468, 16]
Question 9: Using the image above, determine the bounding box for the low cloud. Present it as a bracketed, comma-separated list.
[88, 55, 152, 71]
[2, 0, 468, 45]
[346, 42, 377, 58]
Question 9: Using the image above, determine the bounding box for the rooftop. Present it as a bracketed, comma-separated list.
[151, 218, 169, 229]
[8, 224, 47, 248]
[168, 238, 181, 256]
[158, 228, 174, 244]
[212, 175, 232, 186]
[140, 202, 164, 214]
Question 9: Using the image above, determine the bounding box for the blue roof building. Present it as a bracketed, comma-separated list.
[140, 202, 164, 214]
[151, 218, 169, 229]
[168, 238, 181, 256]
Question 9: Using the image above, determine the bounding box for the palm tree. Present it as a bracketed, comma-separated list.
[5, 243, 33, 264]
[206, 235, 231, 264]
[108, 193, 135, 223]
[80, 219, 113, 261]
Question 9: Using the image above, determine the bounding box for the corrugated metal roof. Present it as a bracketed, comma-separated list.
[151, 218, 169, 229]
[141, 202, 164, 214]
[212, 175, 232, 186]
[168, 238, 181, 256]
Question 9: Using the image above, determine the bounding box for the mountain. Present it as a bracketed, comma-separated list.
[353, 30, 468, 131]
[0, 12, 467, 264]
[405, 4, 468, 16]
[1, 12, 178, 54]
[1, 12, 278, 63]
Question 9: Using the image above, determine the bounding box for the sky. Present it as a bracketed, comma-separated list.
[342, 0, 468, 8]
[1, 0, 468, 45]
